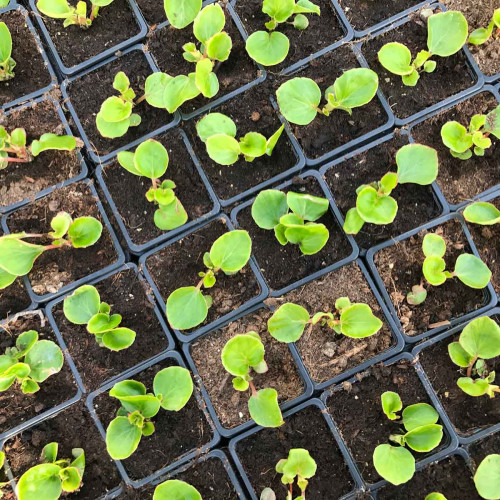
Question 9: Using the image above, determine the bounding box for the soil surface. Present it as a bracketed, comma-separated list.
[410, 92, 499, 206]
[361, 8, 477, 120]
[5, 182, 119, 296]
[135, 0, 164, 26]
[0, 99, 82, 208]
[469, 431, 500, 468]
[374, 220, 488, 336]
[234, 404, 355, 498]
[101, 129, 213, 247]
[0, 313, 79, 435]
[324, 132, 443, 250]
[4, 400, 121, 499]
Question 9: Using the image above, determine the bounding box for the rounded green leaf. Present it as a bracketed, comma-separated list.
[206, 134, 241, 165]
[153, 366, 193, 411]
[16, 330, 39, 358]
[448, 341, 473, 368]
[396, 144, 439, 185]
[209, 230, 252, 273]
[0, 267, 17, 289]
[67, 217, 103, 248]
[63, 285, 101, 325]
[102, 328, 136, 351]
[49, 212, 72, 239]
[405, 423, 443, 452]
[17, 463, 62, 500]
[134, 139, 169, 179]
[163, 73, 201, 113]
[31, 134, 76, 157]
[329, 68, 379, 111]
[464, 202, 500, 226]
[206, 31, 232, 61]
[240, 132, 267, 158]
[276, 77, 321, 125]
[106, 416, 143, 460]
[425, 493, 447, 500]
[166, 286, 208, 330]
[59, 466, 82, 493]
[25, 340, 63, 382]
[402, 403, 439, 432]
[454, 254, 491, 289]
[193, 3, 225, 44]
[99, 96, 132, 123]
[427, 11, 468, 57]
[164, 0, 201, 29]
[343, 207, 365, 235]
[284, 223, 329, 255]
[459, 316, 500, 360]
[423, 256, 447, 286]
[96, 113, 131, 139]
[441, 121, 473, 154]
[154, 479, 202, 500]
[37, 0, 73, 18]
[0, 237, 45, 276]
[356, 186, 398, 225]
[154, 200, 188, 231]
[286, 192, 329, 222]
[245, 31, 290, 66]
[221, 333, 264, 376]
[381, 391, 402, 420]
[422, 233, 446, 258]
[251, 190, 288, 229]
[195, 58, 219, 98]
[457, 376, 491, 397]
[196, 113, 236, 143]
[339, 303, 383, 338]
[248, 388, 284, 428]
[87, 313, 121, 334]
[474, 454, 500, 500]
[378, 42, 413, 75]
[268, 303, 310, 343]
[262, 0, 294, 22]
[373, 444, 415, 485]
[144, 72, 172, 109]
[280, 449, 317, 482]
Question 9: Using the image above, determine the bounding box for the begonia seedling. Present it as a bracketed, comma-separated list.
[153, 479, 201, 500]
[0, 22, 15, 81]
[37, 0, 114, 28]
[474, 454, 500, 500]
[469, 8, 500, 46]
[464, 202, 500, 225]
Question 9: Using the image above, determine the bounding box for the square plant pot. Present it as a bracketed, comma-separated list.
[467, 427, 500, 472]
[1, 179, 126, 303]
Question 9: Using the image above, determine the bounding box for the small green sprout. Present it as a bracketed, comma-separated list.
[464, 202, 500, 225]
[251, 189, 330, 255]
[378, 11, 468, 86]
[343, 144, 439, 235]
[441, 104, 500, 159]
[0, 330, 63, 394]
[474, 454, 500, 500]
[164, 0, 201, 29]
[36, 0, 114, 28]
[0, 212, 103, 290]
[106, 366, 193, 459]
[276, 68, 379, 125]
[448, 316, 500, 398]
[0, 22, 15, 81]
[469, 8, 500, 46]
[425, 494, 447, 500]
[16, 442, 84, 500]
[196, 112, 284, 165]
[0, 451, 8, 496]
[267, 297, 382, 343]
[373, 391, 443, 485]
[153, 479, 201, 500]
[166, 230, 252, 330]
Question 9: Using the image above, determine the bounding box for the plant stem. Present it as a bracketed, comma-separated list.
[248, 380, 258, 397]
[467, 357, 478, 378]
[135, 94, 147, 105]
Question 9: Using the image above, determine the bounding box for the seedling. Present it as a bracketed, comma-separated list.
[16, 442, 85, 500]
[378, 11, 468, 86]
[474, 454, 500, 500]
[0, 330, 63, 394]
[117, 139, 188, 230]
[164, 0, 201, 29]
[373, 391, 443, 485]
[251, 189, 330, 255]
[448, 316, 500, 398]
[221, 332, 284, 428]
[63, 285, 136, 351]
[246, 0, 320, 66]
[267, 297, 382, 343]
[166, 230, 252, 330]
[343, 144, 439, 235]
[196, 112, 284, 165]
[0, 22, 15, 81]
[469, 8, 500, 45]
[153, 479, 201, 500]
[440, 104, 500, 159]
[106, 366, 193, 459]
[36, 0, 114, 28]
[0, 451, 7, 496]
[464, 202, 500, 225]
[425, 494, 447, 500]
[276, 68, 379, 125]
[0, 211, 103, 290]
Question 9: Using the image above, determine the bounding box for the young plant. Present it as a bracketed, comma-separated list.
[166, 230, 252, 330]
[448, 316, 500, 398]
[0, 330, 63, 394]
[0, 211, 103, 290]
[469, 8, 500, 45]
[196, 112, 284, 165]
[16, 442, 85, 500]
[36, 0, 114, 28]
[221, 332, 284, 428]
[276, 68, 379, 125]
[440, 104, 500, 159]
[164, 0, 201, 29]
[117, 139, 188, 230]
[425, 494, 447, 500]
[267, 297, 383, 343]
[464, 202, 500, 225]
[377, 11, 468, 86]
[63, 285, 136, 351]
[474, 454, 500, 500]
[106, 366, 193, 459]
[153, 479, 201, 500]
[251, 189, 330, 255]
[373, 391, 443, 485]
[342, 144, 439, 235]
[0, 22, 15, 81]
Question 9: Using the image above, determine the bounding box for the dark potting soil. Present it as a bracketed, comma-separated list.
[102, 129, 213, 247]
[144, 218, 262, 332]
[5, 182, 119, 296]
[235, 176, 351, 292]
[469, 431, 500, 468]
[0, 99, 82, 208]
[51, 268, 171, 392]
[373, 220, 488, 337]
[361, 8, 477, 120]
[183, 84, 298, 202]
[190, 307, 304, 429]
[324, 132, 443, 250]
[93, 357, 214, 481]
[38, 0, 142, 68]
[264, 262, 394, 383]
[234, 404, 355, 498]
[66, 50, 170, 157]
[134, 0, 164, 27]
[234, 0, 346, 72]
[0, 313, 78, 435]
[410, 92, 500, 206]
[4, 401, 121, 499]
[0, 10, 52, 106]
[325, 359, 448, 483]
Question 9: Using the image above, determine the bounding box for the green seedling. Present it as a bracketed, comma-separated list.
[267, 297, 383, 343]
[36, 0, 114, 28]
[245, 0, 320, 66]
[196, 112, 284, 165]
[474, 454, 500, 500]
[0, 211, 103, 290]
[164, 0, 201, 29]
[117, 139, 188, 230]
[343, 144, 439, 235]
[373, 391, 443, 485]
[106, 366, 193, 459]
[63, 285, 136, 351]
[221, 332, 284, 428]
[469, 8, 500, 45]
[166, 230, 252, 330]
[448, 316, 500, 398]
[153, 479, 201, 500]
[441, 104, 500, 159]
[251, 189, 330, 255]
[0, 22, 15, 81]
[0, 451, 7, 497]
[0, 330, 63, 394]
[464, 202, 500, 225]
[16, 442, 84, 500]
[276, 68, 379, 125]
[378, 10, 468, 86]
[425, 494, 447, 500]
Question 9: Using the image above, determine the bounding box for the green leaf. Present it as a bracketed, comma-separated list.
[427, 11, 468, 57]
[454, 254, 491, 288]
[484, 105, 500, 139]
[25, 340, 64, 382]
[378, 42, 413, 75]
[167, 286, 208, 330]
[110, 381, 161, 417]
[164, 0, 201, 29]
[206, 31, 232, 61]
[37, 0, 73, 18]
[457, 376, 491, 397]
[448, 341, 473, 368]
[373, 444, 415, 485]
[423, 256, 447, 286]
[101, 328, 136, 351]
[196, 113, 236, 143]
[154, 199, 188, 231]
[49, 212, 72, 239]
[248, 388, 284, 427]
[221, 333, 264, 376]
[294, 0, 320, 15]
[209, 230, 252, 273]
[404, 424, 443, 452]
[441, 121, 473, 154]
[422, 233, 446, 258]
[153, 366, 193, 411]
[276, 77, 321, 125]
[280, 448, 317, 487]
[340, 303, 382, 338]
[67, 217, 103, 248]
[402, 69, 420, 86]
[464, 202, 500, 225]
[59, 466, 82, 493]
[287, 192, 329, 222]
[396, 144, 438, 185]
[195, 58, 219, 98]
[117, 151, 141, 176]
[163, 73, 200, 113]
[284, 223, 329, 255]
[251, 190, 288, 229]
[193, 3, 225, 44]
[63, 285, 101, 325]
[106, 416, 143, 460]
[87, 313, 122, 333]
[474, 454, 500, 500]
[99, 96, 132, 123]
[0, 22, 12, 65]
[96, 112, 133, 139]
[381, 391, 402, 420]
[17, 463, 62, 500]
[459, 316, 500, 360]
[343, 207, 365, 235]
[266, 125, 284, 156]
[206, 134, 240, 165]
[0, 236, 45, 276]
[356, 186, 398, 225]
[16, 330, 39, 358]
[268, 303, 310, 343]
[240, 132, 267, 159]
[153, 479, 202, 500]
[0, 267, 17, 289]
[144, 72, 173, 109]
[245, 31, 290, 66]
[31, 134, 76, 157]
[134, 139, 169, 179]
[263, 0, 295, 23]
[402, 403, 439, 432]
